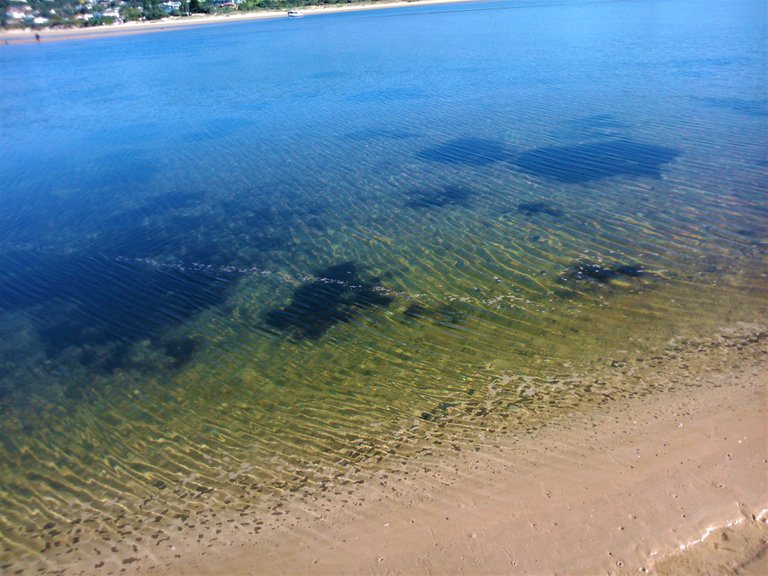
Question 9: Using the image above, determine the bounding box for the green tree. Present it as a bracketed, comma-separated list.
[0, 0, 10, 28]
[189, 0, 210, 13]
[123, 6, 141, 21]
[142, 0, 166, 20]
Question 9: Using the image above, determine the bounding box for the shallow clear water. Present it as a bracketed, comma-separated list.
[1, 0, 766, 571]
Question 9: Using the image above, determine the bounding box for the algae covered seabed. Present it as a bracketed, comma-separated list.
[0, 0, 766, 573]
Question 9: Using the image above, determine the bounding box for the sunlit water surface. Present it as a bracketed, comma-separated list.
[0, 0, 766, 571]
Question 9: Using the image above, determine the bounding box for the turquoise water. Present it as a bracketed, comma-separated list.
[1, 0, 766, 571]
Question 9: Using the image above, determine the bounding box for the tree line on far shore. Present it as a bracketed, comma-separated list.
[1, 0, 400, 29]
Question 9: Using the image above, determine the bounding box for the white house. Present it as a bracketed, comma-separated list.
[5, 9, 26, 19]
[161, 1, 181, 13]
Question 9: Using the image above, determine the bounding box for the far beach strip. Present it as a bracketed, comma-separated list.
[0, 0, 476, 44]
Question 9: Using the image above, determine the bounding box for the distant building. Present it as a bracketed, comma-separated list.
[5, 9, 27, 20]
[161, 1, 181, 13]
[5, 0, 31, 22]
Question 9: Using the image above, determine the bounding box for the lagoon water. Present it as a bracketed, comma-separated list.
[1, 0, 766, 571]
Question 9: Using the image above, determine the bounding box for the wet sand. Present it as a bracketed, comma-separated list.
[0, 0, 474, 44]
[138, 324, 767, 575]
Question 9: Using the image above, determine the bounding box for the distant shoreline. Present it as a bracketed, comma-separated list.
[0, 0, 475, 44]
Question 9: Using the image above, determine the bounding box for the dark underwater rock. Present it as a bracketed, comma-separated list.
[264, 261, 393, 340]
[401, 302, 465, 327]
[573, 262, 618, 282]
[562, 261, 647, 284]
[698, 97, 768, 117]
[403, 303, 428, 318]
[613, 264, 645, 277]
[517, 201, 564, 217]
[0, 251, 232, 362]
[405, 187, 472, 209]
[514, 139, 679, 183]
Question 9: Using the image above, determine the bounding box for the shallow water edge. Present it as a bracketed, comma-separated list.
[138, 321, 767, 576]
[4, 318, 764, 575]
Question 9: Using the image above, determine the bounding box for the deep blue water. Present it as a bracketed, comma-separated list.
[0, 0, 766, 571]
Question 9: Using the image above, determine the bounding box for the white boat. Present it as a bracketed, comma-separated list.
[287, 10, 304, 18]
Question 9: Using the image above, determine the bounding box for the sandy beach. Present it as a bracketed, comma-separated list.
[0, 0, 474, 44]
[129, 323, 766, 575]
